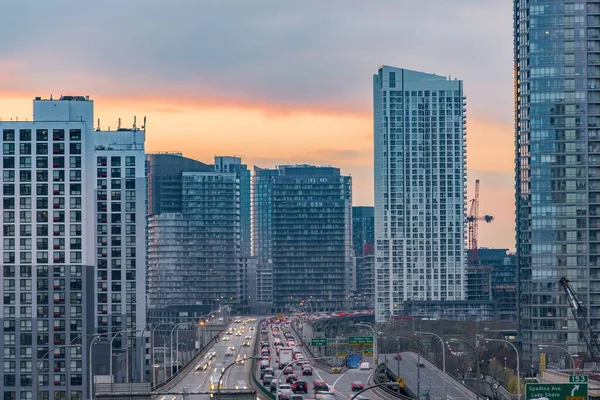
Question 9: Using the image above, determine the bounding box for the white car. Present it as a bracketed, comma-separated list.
[359, 362, 370, 370]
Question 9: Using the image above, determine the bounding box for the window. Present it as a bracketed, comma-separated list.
[111, 157, 121, 166]
[20, 171, 31, 182]
[36, 143, 48, 155]
[69, 142, 81, 154]
[3, 143, 14, 155]
[36, 157, 48, 168]
[69, 156, 81, 168]
[52, 129, 64, 141]
[3, 170, 14, 182]
[125, 156, 136, 166]
[36, 129, 48, 141]
[19, 157, 31, 168]
[3, 129, 15, 141]
[69, 129, 81, 141]
[19, 184, 30, 196]
[3, 157, 14, 168]
[19, 129, 31, 141]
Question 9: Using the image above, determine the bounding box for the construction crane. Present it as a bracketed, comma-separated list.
[559, 277, 600, 362]
[467, 179, 494, 265]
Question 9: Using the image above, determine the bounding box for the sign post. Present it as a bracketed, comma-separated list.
[526, 377, 588, 400]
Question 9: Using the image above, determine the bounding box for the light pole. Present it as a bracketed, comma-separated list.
[109, 328, 142, 381]
[356, 322, 378, 366]
[448, 338, 480, 400]
[397, 335, 422, 397]
[538, 344, 576, 376]
[350, 382, 399, 400]
[89, 333, 110, 400]
[151, 322, 167, 388]
[275, 357, 331, 400]
[379, 333, 401, 378]
[137, 324, 152, 382]
[175, 323, 195, 367]
[415, 331, 446, 400]
[217, 356, 262, 399]
[486, 338, 520, 400]
[170, 322, 188, 376]
[36, 344, 83, 400]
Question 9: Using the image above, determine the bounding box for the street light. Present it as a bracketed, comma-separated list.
[397, 335, 422, 397]
[356, 322, 378, 365]
[379, 333, 402, 378]
[217, 356, 262, 399]
[538, 344, 576, 376]
[170, 322, 189, 376]
[448, 338, 480, 400]
[109, 327, 142, 380]
[415, 331, 446, 400]
[275, 357, 331, 400]
[89, 333, 112, 400]
[350, 382, 399, 400]
[151, 322, 168, 388]
[486, 338, 520, 400]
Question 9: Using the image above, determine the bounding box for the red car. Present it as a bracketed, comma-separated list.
[286, 374, 299, 384]
[302, 367, 313, 376]
[393, 353, 403, 360]
[351, 381, 365, 391]
[283, 366, 294, 375]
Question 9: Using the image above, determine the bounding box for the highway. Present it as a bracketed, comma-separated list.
[161, 318, 260, 400]
[253, 318, 382, 400]
[379, 352, 477, 400]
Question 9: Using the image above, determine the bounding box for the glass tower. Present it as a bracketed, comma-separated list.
[515, 0, 597, 365]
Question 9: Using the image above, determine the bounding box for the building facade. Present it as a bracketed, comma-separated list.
[373, 66, 467, 322]
[147, 155, 243, 314]
[0, 96, 147, 399]
[252, 165, 352, 313]
[352, 207, 375, 307]
[477, 248, 517, 322]
[514, 0, 596, 362]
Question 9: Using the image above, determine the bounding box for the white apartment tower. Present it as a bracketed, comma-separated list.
[373, 66, 467, 322]
[0, 96, 147, 399]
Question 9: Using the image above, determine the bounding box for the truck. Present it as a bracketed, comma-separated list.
[278, 347, 293, 369]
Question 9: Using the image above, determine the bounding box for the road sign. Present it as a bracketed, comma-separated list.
[337, 351, 347, 357]
[397, 377, 405, 388]
[311, 338, 328, 347]
[570, 376, 589, 383]
[364, 347, 373, 356]
[349, 336, 373, 346]
[526, 382, 588, 400]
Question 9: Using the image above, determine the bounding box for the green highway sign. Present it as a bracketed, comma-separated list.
[570, 375, 589, 383]
[526, 382, 588, 400]
[349, 336, 374, 346]
[311, 338, 328, 347]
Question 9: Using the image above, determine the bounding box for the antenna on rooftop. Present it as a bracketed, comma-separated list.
[50, 94, 53, 100]
[118, 118, 121, 130]
[142, 116, 147, 130]
[96, 118, 101, 131]
[133, 116, 137, 130]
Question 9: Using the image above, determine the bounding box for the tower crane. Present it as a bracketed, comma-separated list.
[467, 179, 494, 265]
[559, 277, 600, 362]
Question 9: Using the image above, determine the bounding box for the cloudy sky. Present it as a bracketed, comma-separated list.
[0, 0, 514, 249]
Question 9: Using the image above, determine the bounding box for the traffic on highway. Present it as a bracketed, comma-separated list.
[253, 317, 377, 400]
[161, 318, 259, 400]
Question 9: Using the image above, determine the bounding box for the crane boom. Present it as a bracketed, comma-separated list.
[559, 277, 600, 362]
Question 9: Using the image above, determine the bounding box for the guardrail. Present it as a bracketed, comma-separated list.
[152, 335, 219, 392]
[372, 363, 412, 399]
[250, 319, 276, 400]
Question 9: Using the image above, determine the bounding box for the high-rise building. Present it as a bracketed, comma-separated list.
[514, 1, 598, 363]
[352, 206, 375, 307]
[0, 96, 147, 398]
[214, 156, 251, 258]
[147, 154, 243, 315]
[373, 66, 467, 323]
[252, 165, 352, 312]
[477, 248, 517, 322]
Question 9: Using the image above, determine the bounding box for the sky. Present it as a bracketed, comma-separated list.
[0, 1, 515, 250]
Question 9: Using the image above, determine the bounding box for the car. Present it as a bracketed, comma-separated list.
[394, 353, 403, 360]
[313, 381, 329, 393]
[236, 331, 242, 336]
[225, 350, 234, 357]
[418, 362, 425, 368]
[214, 363, 224, 373]
[295, 356, 306, 366]
[314, 392, 336, 400]
[222, 335, 230, 341]
[302, 367, 313, 376]
[235, 356, 245, 365]
[359, 362, 370, 370]
[245, 335, 252, 340]
[270, 380, 280, 393]
[209, 375, 222, 390]
[286, 374, 299, 384]
[292, 380, 308, 393]
[235, 380, 248, 389]
[283, 366, 294, 375]
[260, 360, 270, 370]
[279, 383, 293, 392]
[261, 367, 274, 379]
[218, 317, 223, 321]
[351, 381, 365, 391]
[242, 341, 251, 347]
[250, 326, 256, 331]
[262, 374, 274, 385]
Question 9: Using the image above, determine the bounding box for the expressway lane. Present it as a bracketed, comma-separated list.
[165, 318, 259, 399]
[379, 352, 476, 400]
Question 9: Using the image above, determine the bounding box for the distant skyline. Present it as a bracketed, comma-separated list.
[0, 0, 514, 249]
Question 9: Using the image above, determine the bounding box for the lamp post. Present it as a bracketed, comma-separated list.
[486, 338, 520, 400]
[175, 323, 194, 368]
[448, 338, 480, 400]
[109, 328, 142, 381]
[397, 335, 422, 397]
[151, 322, 167, 388]
[379, 333, 401, 378]
[217, 356, 262, 399]
[350, 382, 399, 400]
[89, 333, 111, 400]
[36, 344, 83, 400]
[275, 357, 331, 400]
[356, 322, 378, 366]
[137, 324, 152, 383]
[538, 344, 576, 376]
[415, 331, 446, 400]
[170, 322, 188, 377]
